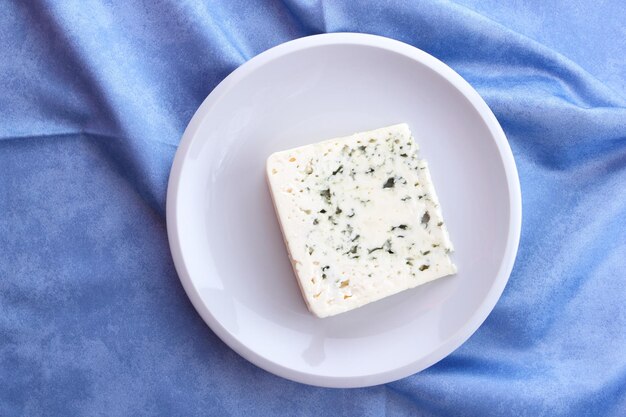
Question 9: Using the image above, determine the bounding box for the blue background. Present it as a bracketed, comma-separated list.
[1, 1, 625, 415]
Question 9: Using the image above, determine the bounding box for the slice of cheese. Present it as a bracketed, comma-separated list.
[266, 124, 456, 318]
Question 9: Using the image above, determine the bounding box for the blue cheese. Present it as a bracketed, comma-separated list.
[266, 124, 456, 318]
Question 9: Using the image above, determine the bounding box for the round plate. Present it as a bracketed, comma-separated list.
[166, 33, 521, 388]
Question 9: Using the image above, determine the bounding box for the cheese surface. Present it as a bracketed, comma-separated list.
[266, 124, 456, 318]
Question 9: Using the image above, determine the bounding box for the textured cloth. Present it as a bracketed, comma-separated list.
[1, 1, 625, 416]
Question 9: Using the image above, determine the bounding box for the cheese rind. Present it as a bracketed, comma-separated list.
[266, 124, 456, 318]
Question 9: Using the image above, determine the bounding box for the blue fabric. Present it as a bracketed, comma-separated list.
[1, 1, 625, 415]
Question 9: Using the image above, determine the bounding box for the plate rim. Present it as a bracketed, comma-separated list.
[166, 32, 522, 388]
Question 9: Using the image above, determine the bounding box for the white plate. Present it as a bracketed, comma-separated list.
[166, 33, 521, 388]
